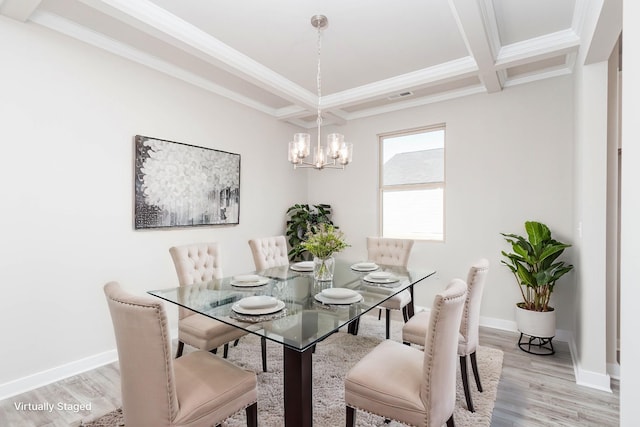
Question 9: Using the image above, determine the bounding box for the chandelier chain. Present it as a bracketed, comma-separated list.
[316, 22, 323, 129]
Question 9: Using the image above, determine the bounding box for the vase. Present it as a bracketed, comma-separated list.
[313, 256, 335, 281]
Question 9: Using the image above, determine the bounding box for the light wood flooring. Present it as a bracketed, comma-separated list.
[0, 320, 619, 426]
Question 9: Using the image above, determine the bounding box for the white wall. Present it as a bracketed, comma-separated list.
[0, 16, 305, 391]
[308, 77, 575, 330]
[620, 1, 640, 424]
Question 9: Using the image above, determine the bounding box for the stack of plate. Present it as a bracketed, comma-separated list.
[232, 295, 285, 315]
[363, 271, 399, 285]
[290, 261, 314, 272]
[350, 262, 379, 272]
[230, 275, 270, 287]
[314, 287, 363, 305]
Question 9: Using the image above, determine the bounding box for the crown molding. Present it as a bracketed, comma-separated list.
[30, 11, 277, 117]
[0, 0, 41, 22]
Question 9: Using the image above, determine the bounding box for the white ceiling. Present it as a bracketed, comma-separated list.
[0, 0, 617, 129]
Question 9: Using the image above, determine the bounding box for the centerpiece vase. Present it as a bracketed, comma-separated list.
[313, 256, 335, 281]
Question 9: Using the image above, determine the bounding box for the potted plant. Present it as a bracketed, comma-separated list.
[286, 203, 335, 261]
[501, 221, 574, 344]
[301, 224, 349, 281]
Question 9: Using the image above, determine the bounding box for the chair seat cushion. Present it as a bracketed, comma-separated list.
[345, 340, 426, 426]
[173, 351, 257, 426]
[402, 311, 430, 346]
[378, 289, 411, 310]
[179, 314, 247, 350]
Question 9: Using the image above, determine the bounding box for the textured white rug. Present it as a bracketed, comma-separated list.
[84, 315, 503, 427]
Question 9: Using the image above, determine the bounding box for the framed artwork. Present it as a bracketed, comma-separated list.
[134, 135, 240, 229]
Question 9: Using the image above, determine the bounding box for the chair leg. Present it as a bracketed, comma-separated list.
[460, 355, 475, 412]
[223, 343, 229, 359]
[385, 309, 391, 339]
[210, 348, 218, 355]
[470, 351, 483, 392]
[378, 308, 382, 320]
[175, 341, 184, 358]
[446, 414, 455, 427]
[246, 402, 258, 427]
[402, 306, 409, 322]
[261, 336, 267, 372]
[346, 406, 356, 427]
[234, 339, 240, 347]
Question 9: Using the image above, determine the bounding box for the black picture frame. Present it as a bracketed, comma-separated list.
[134, 135, 240, 229]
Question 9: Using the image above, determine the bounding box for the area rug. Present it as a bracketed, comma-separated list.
[83, 316, 503, 426]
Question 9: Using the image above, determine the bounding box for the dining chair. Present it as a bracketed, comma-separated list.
[402, 258, 490, 412]
[247, 235, 290, 371]
[248, 235, 289, 271]
[344, 279, 467, 427]
[103, 282, 258, 427]
[367, 236, 415, 339]
[169, 242, 248, 361]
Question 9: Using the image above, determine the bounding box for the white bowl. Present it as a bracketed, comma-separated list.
[322, 288, 358, 299]
[368, 271, 393, 279]
[239, 296, 278, 309]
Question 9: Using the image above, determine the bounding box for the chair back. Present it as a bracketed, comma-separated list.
[169, 242, 223, 320]
[421, 279, 467, 427]
[248, 235, 289, 270]
[366, 237, 414, 267]
[104, 282, 177, 427]
[459, 259, 490, 355]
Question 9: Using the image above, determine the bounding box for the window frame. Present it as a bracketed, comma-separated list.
[378, 124, 446, 241]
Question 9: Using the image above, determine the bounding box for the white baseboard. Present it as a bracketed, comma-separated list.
[0, 328, 180, 401]
[567, 334, 613, 392]
[607, 362, 620, 380]
[0, 350, 118, 401]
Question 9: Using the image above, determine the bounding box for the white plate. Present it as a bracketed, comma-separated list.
[350, 262, 379, 272]
[232, 300, 286, 316]
[290, 261, 314, 271]
[230, 277, 270, 287]
[238, 295, 279, 309]
[314, 293, 363, 305]
[363, 274, 399, 284]
[322, 288, 358, 299]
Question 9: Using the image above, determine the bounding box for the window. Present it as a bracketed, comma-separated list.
[380, 126, 445, 241]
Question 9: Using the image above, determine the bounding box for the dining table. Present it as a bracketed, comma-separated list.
[149, 258, 435, 427]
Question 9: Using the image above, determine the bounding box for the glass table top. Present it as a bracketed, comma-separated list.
[149, 259, 435, 352]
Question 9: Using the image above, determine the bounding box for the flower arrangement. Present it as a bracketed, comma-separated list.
[301, 224, 349, 259]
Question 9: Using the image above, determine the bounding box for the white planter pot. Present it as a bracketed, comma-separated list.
[515, 304, 556, 338]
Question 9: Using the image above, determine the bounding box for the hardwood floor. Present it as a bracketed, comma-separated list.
[0, 323, 619, 426]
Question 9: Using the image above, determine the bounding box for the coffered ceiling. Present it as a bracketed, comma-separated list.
[0, 0, 619, 129]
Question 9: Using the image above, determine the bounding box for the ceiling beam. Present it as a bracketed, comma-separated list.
[77, 0, 318, 112]
[448, 0, 502, 93]
[495, 29, 581, 69]
[0, 0, 41, 22]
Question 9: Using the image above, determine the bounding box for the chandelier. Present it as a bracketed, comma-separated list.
[288, 15, 353, 170]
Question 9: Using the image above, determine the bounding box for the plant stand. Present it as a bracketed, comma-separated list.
[517, 332, 555, 356]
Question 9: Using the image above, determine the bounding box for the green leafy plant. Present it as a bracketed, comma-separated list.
[286, 204, 334, 261]
[501, 221, 574, 312]
[301, 224, 350, 259]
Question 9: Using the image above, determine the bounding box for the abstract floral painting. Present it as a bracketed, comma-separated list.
[134, 135, 240, 229]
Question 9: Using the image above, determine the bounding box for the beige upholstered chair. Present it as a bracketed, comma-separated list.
[247, 235, 290, 371]
[169, 243, 247, 360]
[367, 237, 415, 339]
[248, 235, 289, 271]
[345, 279, 467, 427]
[103, 282, 258, 427]
[402, 259, 490, 412]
